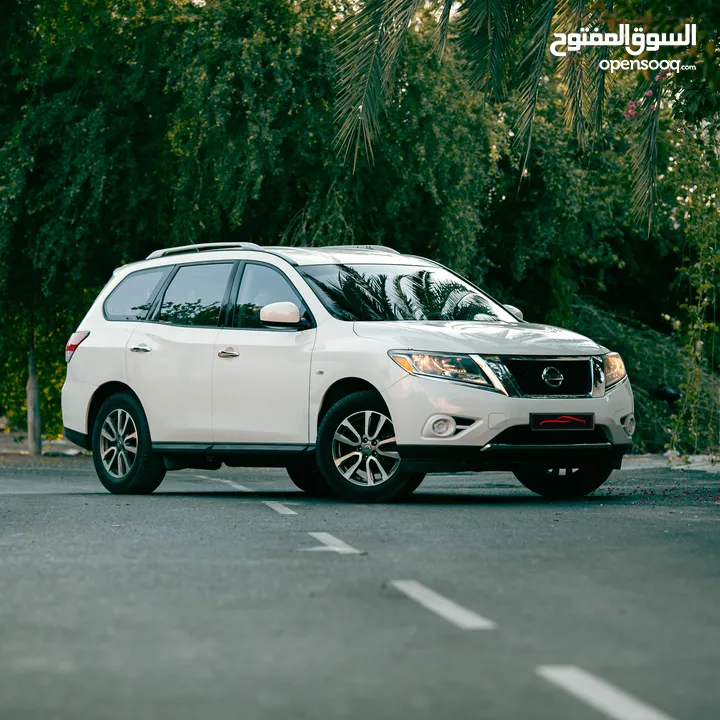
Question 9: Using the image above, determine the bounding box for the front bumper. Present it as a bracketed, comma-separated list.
[383, 374, 634, 472]
[398, 437, 630, 472]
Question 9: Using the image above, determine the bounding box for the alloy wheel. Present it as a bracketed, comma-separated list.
[99, 409, 138, 479]
[331, 410, 400, 487]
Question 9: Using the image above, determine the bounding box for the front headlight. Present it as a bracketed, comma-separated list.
[604, 352, 627, 388]
[389, 351, 493, 387]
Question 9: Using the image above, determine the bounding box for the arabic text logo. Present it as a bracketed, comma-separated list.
[550, 23, 696, 57]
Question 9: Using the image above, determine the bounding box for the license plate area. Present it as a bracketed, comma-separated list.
[530, 413, 595, 430]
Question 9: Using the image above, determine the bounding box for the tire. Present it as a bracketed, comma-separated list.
[393, 471, 426, 500]
[92, 392, 166, 494]
[315, 390, 423, 503]
[286, 455, 335, 498]
[513, 463, 613, 499]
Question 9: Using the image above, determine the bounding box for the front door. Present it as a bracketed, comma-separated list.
[212, 262, 316, 445]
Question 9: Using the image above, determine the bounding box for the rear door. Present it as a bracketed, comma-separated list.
[126, 261, 236, 443]
[212, 262, 316, 445]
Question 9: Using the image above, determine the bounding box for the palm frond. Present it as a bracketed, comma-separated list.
[391, 275, 419, 319]
[456, 0, 512, 98]
[334, 0, 421, 170]
[433, 0, 455, 60]
[440, 285, 473, 317]
[630, 80, 662, 235]
[513, 0, 556, 174]
[586, 42, 615, 141]
[585, 2, 616, 142]
[381, 0, 423, 92]
[554, 0, 588, 147]
[334, 0, 387, 169]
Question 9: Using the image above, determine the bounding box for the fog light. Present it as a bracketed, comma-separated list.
[430, 416, 456, 438]
[623, 414, 636, 437]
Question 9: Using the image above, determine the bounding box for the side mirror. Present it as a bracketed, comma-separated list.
[260, 301, 306, 328]
[504, 304, 524, 321]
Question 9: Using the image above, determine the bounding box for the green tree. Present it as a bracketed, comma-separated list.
[0, 0, 178, 448]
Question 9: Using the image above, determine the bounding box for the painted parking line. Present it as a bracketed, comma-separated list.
[263, 500, 297, 516]
[204, 477, 253, 492]
[197, 476, 296, 514]
[391, 580, 496, 630]
[300, 532, 362, 555]
[537, 665, 678, 720]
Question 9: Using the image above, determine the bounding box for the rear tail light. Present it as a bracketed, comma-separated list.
[65, 331, 90, 362]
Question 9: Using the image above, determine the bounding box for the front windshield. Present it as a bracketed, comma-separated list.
[298, 263, 517, 323]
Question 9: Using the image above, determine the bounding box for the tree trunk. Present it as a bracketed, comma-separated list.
[26, 330, 42, 456]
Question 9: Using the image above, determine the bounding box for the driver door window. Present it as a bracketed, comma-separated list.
[233, 263, 308, 329]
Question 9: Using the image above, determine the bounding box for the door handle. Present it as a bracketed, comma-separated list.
[218, 348, 239, 358]
[129, 344, 151, 353]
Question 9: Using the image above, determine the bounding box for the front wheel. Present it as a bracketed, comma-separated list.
[316, 391, 424, 503]
[513, 463, 613, 498]
[92, 393, 166, 494]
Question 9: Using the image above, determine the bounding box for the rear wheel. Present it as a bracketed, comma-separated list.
[316, 390, 424, 503]
[92, 393, 166, 494]
[513, 463, 613, 498]
[286, 456, 334, 498]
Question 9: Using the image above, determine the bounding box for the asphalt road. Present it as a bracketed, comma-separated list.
[1, 456, 719, 720]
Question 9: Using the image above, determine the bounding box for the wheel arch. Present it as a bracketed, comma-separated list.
[87, 382, 143, 449]
[317, 377, 389, 428]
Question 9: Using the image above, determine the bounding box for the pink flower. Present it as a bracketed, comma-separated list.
[628, 100, 635, 109]
[650, 104, 656, 110]
[629, 110, 638, 117]
[655, 74, 661, 81]
[646, 90, 653, 97]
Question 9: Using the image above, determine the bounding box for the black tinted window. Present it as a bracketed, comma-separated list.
[299, 264, 517, 323]
[234, 264, 308, 329]
[104, 268, 169, 321]
[157, 263, 234, 327]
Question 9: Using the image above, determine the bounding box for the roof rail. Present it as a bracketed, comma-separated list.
[146, 242, 263, 260]
[318, 244, 400, 254]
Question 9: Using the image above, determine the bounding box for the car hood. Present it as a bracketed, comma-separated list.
[352, 321, 606, 356]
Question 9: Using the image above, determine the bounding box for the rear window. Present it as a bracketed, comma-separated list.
[104, 268, 170, 322]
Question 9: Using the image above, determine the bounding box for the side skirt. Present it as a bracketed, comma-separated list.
[153, 442, 316, 470]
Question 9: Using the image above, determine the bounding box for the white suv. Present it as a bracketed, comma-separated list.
[62, 243, 634, 502]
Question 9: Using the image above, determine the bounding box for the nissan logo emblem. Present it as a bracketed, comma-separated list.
[541, 366, 564, 388]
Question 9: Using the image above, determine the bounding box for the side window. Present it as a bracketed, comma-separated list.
[157, 263, 234, 327]
[104, 267, 169, 321]
[234, 264, 309, 329]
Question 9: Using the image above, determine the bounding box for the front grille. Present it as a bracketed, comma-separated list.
[501, 357, 592, 397]
[491, 425, 610, 446]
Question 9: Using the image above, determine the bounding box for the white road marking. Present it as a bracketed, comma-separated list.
[537, 665, 678, 720]
[198, 476, 297, 515]
[211, 475, 252, 492]
[301, 532, 362, 555]
[391, 580, 496, 630]
[263, 500, 297, 516]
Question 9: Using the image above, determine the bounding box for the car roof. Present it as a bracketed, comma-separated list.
[264, 246, 432, 267]
[117, 243, 436, 273]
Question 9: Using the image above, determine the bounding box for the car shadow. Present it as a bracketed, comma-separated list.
[69, 489, 624, 506]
